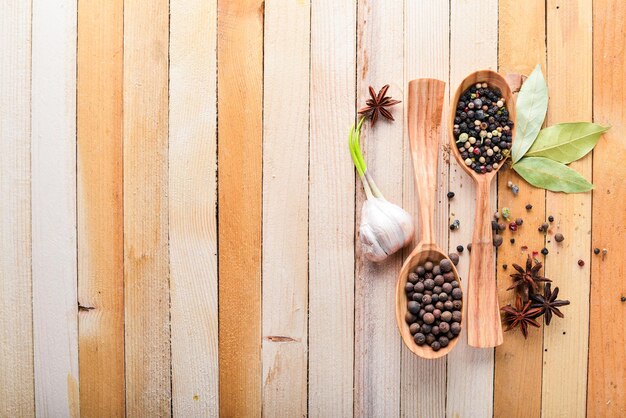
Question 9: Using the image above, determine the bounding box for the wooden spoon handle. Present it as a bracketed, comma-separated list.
[467, 179, 503, 347]
[408, 78, 445, 245]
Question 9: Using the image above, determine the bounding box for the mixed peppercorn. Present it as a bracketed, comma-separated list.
[453, 83, 514, 174]
[405, 257, 462, 352]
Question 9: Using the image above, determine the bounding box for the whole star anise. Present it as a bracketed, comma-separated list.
[358, 85, 401, 126]
[501, 295, 542, 338]
[530, 283, 570, 325]
[508, 255, 551, 298]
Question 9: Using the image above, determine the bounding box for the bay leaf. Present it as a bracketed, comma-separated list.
[525, 122, 609, 163]
[511, 64, 548, 164]
[512, 156, 594, 193]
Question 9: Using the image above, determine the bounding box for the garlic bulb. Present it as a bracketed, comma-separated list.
[349, 117, 415, 262]
[360, 198, 414, 262]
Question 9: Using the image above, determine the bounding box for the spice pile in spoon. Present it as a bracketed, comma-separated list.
[453, 82, 514, 174]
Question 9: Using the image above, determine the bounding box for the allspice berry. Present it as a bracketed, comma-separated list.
[414, 333, 426, 345]
[441, 311, 453, 322]
[409, 323, 420, 335]
[555, 233, 565, 243]
[423, 313, 435, 324]
[448, 253, 460, 266]
[431, 341, 441, 351]
[408, 301, 420, 314]
[452, 288, 463, 300]
[493, 234, 503, 247]
[440, 259, 453, 273]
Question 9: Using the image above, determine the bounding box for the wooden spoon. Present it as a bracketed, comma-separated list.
[448, 70, 517, 348]
[396, 78, 463, 359]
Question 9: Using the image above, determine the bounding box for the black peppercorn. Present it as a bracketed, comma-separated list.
[515, 218, 523, 226]
[525, 204, 533, 210]
[593, 248, 600, 255]
[548, 215, 554, 222]
[541, 247, 549, 255]
[510, 238, 515, 244]
[456, 245, 464, 253]
[503, 264, 508, 270]
[447, 191, 455, 199]
[578, 259, 585, 267]
[467, 243, 472, 252]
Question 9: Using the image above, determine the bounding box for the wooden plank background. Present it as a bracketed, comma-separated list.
[0, 1, 625, 417]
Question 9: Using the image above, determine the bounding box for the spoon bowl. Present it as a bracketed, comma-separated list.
[396, 244, 463, 359]
[448, 70, 516, 348]
[395, 78, 463, 359]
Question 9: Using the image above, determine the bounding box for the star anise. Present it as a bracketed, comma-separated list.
[358, 85, 401, 126]
[530, 283, 570, 325]
[501, 295, 542, 339]
[508, 255, 551, 298]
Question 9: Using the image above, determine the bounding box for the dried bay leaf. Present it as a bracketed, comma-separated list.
[513, 156, 594, 193]
[525, 122, 609, 163]
[511, 64, 548, 164]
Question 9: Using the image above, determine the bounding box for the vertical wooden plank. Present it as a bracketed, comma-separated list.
[309, 0, 355, 416]
[32, 0, 78, 415]
[0, 1, 34, 416]
[401, 2, 449, 417]
[217, 1, 263, 416]
[354, 1, 403, 416]
[543, 0, 592, 416]
[169, 0, 219, 416]
[494, 2, 546, 418]
[77, 0, 125, 415]
[124, 0, 171, 415]
[589, 1, 626, 415]
[262, 1, 309, 416]
[446, 0, 498, 416]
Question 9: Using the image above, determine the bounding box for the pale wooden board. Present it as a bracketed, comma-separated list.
[123, 0, 171, 415]
[354, 0, 403, 416]
[217, 1, 264, 416]
[0, 1, 35, 416]
[589, 1, 626, 415]
[308, 0, 356, 416]
[588, 1, 626, 415]
[262, 1, 309, 416]
[169, 0, 219, 416]
[446, 0, 498, 416]
[31, 0, 79, 416]
[542, 1, 593, 417]
[401, 1, 449, 416]
[494, 2, 546, 417]
[76, 0, 125, 415]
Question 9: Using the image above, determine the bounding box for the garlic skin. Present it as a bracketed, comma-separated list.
[360, 198, 414, 262]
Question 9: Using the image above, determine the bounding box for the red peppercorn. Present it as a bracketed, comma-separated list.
[473, 148, 481, 155]
[509, 222, 518, 231]
[578, 259, 585, 266]
[480, 166, 486, 174]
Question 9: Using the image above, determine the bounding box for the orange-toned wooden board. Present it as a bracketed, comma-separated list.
[494, 2, 546, 417]
[123, 0, 171, 415]
[543, 0, 592, 416]
[588, 0, 626, 415]
[217, 1, 264, 416]
[77, 0, 125, 416]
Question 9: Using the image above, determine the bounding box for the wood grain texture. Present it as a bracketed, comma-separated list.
[446, 0, 498, 414]
[448, 71, 515, 349]
[77, 0, 125, 415]
[262, 1, 309, 416]
[0, 1, 34, 416]
[217, 1, 264, 416]
[495, 2, 546, 416]
[401, 2, 449, 415]
[588, 0, 626, 415]
[309, 0, 355, 416]
[123, 0, 171, 415]
[354, 0, 402, 415]
[31, 0, 79, 415]
[543, 0, 592, 416]
[169, 0, 219, 416]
